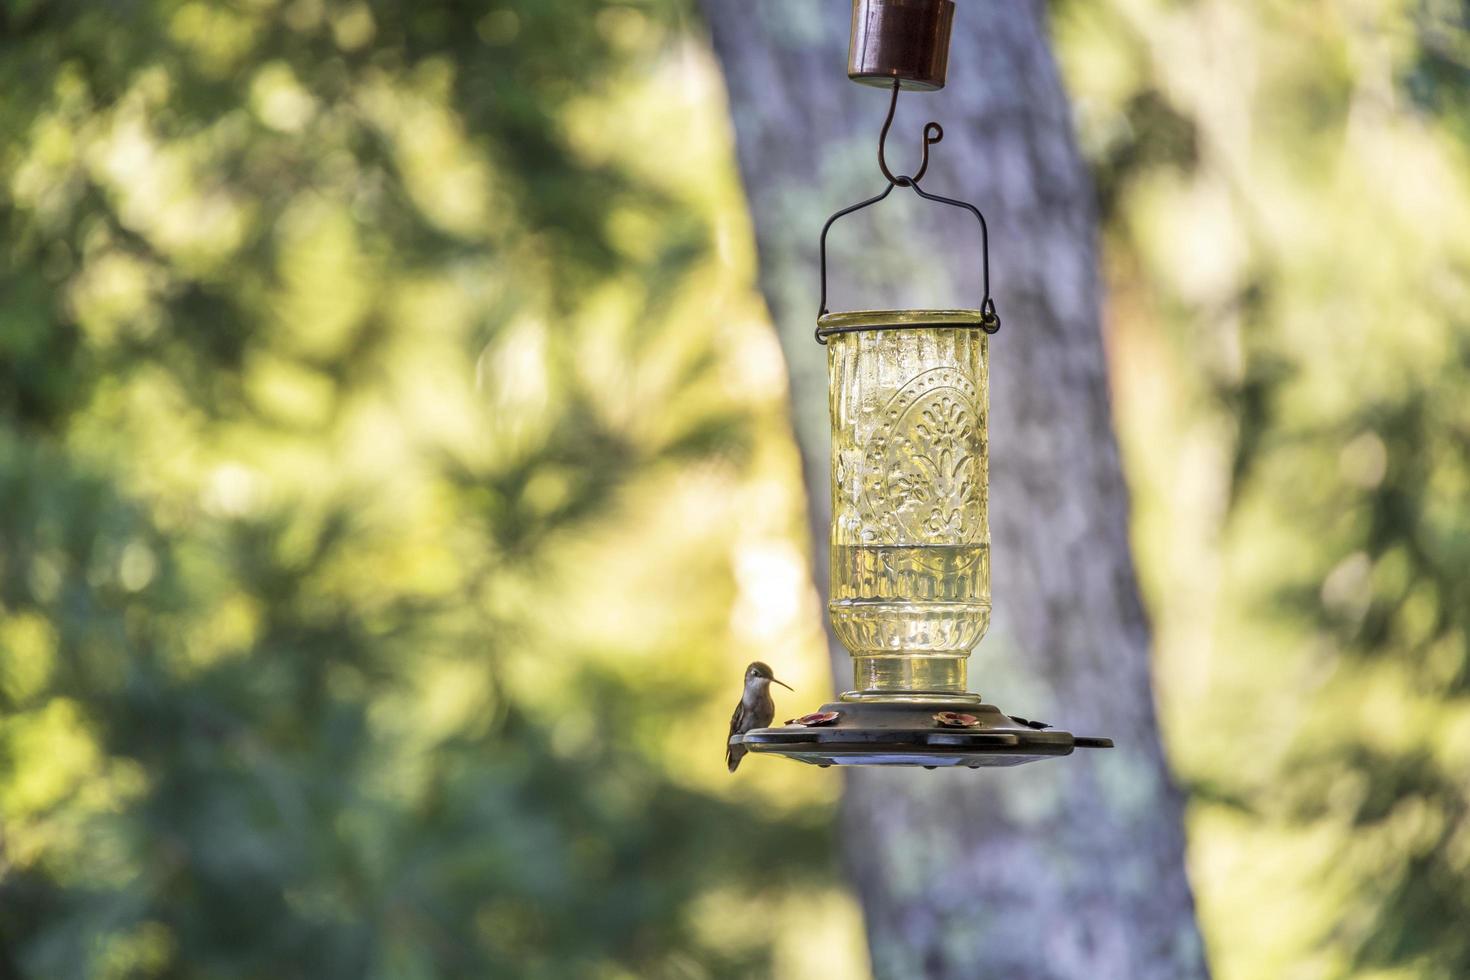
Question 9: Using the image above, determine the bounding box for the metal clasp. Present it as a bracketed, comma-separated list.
[816, 79, 1000, 344]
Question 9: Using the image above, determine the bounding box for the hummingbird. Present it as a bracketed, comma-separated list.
[726, 661, 793, 773]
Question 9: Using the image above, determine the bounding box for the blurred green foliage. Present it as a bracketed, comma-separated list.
[9, 0, 1470, 977]
[0, 1, 851, 976]
[1053, 1, 1470, 977]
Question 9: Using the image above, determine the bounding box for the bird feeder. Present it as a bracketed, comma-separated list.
[735, 0, 1112, 768]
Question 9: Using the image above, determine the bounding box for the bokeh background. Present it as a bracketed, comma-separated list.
[2, 0, 1469, 977]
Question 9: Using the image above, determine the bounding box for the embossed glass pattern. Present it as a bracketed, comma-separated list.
[824, 310, 990, 697]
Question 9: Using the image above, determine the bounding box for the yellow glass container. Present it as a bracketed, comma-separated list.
[824, 310, 990, 700]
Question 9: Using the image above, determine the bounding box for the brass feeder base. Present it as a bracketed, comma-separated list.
[735, 699, 1112, 768]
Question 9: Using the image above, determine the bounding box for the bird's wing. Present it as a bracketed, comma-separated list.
[726, 701, 748, 772]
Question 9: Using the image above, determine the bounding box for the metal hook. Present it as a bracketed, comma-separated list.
[877, 78, 944, 186]
[814, 77, 1001, 340]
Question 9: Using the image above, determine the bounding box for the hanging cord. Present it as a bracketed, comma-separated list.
[816, 79, 1000, 343]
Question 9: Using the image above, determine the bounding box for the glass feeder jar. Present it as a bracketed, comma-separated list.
[823, 310, 990, 700]
[725, 33, 1114, 767]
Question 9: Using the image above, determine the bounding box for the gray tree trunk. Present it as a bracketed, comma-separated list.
[698, 2, 1208, 978]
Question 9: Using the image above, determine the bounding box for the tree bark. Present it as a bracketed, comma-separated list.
[698, 2, 1208, 978]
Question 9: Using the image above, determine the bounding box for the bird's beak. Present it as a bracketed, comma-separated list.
[772, 677, 794, 691]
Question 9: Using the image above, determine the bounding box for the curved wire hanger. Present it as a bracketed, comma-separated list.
[816, 78, 1000, 343]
